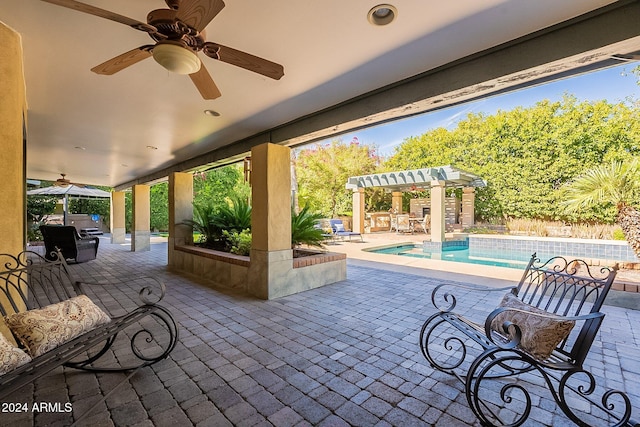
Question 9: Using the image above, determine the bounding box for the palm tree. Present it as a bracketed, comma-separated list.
[563, 159, 640, 258]
[291, 205, 325, 249]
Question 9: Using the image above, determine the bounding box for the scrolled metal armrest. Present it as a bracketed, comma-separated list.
[430, 283, 515, 313]
[483, 306, 604, 349]
[78, 276, 166, 306]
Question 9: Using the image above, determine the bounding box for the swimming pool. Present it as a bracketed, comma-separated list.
[367, 244, 531, 269]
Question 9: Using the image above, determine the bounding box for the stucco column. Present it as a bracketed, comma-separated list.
[391, 191, 403, 214]
[430, 180, 446, 243]
[352, 188, 365, 234]
[110, 191, 126, 244]
[131, 184, 150, 252]
[248, 143, 293, 299]
[168, 172, 193, 266]
[462, 187, 475, 229]
[0, 23, 26, 257]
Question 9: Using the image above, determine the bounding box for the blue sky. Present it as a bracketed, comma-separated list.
[329, 63, 640, 156]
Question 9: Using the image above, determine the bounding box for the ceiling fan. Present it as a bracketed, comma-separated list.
[54, 174, 84, 187]
[41, 0, 285, 99]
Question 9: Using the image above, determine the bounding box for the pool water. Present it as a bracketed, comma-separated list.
[368, 244, 531, 269]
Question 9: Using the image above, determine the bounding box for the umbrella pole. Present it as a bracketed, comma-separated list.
[63, 195, 68, 226]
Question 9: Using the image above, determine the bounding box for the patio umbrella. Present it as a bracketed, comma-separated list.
[27, 185, 111, 226]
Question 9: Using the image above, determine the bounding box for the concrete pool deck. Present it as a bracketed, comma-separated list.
[325, 232, 640, 310]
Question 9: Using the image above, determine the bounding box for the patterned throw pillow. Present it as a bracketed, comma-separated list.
[491, 293, 575, 360]
[0, 331, 31, 375]
[5, 295, 111, 357]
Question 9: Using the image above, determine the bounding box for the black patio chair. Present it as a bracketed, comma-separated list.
[40, 225, 99, 263]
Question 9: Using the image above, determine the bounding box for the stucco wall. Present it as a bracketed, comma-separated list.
[171, 245, 346, 299]
[0, 21, 26, 256]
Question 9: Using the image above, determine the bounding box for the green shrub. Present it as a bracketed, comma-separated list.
[612, 228, 626, 241]
[462, 226, 498, 234]
[222, 229, 252, 256]
[27, 223, 43, 242]
[181, 203, 220, 245]
[213, 197, 252, 233]
[291, 206, 325, 248]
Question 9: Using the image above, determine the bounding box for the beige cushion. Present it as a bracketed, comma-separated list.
[0, 330, 31, 375]
[5, 295, 110, 357]
[491, 293, 575, 360]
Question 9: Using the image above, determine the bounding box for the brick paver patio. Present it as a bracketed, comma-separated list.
[3, 238, 640, 426]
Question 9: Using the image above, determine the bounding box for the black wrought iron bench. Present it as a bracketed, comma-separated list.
[0, 250, 178, 407]
[40, 225, 99, 263]
[419, 253, 639, 427]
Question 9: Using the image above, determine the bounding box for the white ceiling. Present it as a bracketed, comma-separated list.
[0, 0, 620, 187]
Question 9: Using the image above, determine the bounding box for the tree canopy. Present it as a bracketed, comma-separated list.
[295, 139, 380, 217]
[385, 96, 640, 222]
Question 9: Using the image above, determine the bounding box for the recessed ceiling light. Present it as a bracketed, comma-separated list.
[146, 145, 158, 150]
[74, 146, 86, 150]
[367, 4, 397, 26]
[204, 109, 220, 117]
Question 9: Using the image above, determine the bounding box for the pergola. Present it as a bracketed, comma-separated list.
[346, 166, 486, 242]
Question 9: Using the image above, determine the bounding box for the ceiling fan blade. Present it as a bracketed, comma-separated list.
[91, 46, 154, 75]
[41, 0, 157, 33]
[176, 0, 225, 32]
[203, 43, 284, 80]
[189, 63, 222, 100]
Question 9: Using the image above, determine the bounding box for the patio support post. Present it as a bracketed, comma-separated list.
[392, 192, 402, 214]
[430, 180, 446, 243]
[462, 187, 475, 229]
[0, 22, 26, 256]
[168, 172, 193, 266]
[110, 191, 126, 244]
[248, 143, 293, 299]
[352, 188, 365, 234]
[131, 184, 151, 252]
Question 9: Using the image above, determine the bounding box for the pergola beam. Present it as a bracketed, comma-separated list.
[346, 167, 486, 192]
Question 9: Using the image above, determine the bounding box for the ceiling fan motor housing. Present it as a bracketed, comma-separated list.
[164, 0, 180, 10]
[147, 9, 205, 50]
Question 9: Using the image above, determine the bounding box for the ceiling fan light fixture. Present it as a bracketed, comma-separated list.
[152, 43, 201, 75]
[368, 4, 397, 26]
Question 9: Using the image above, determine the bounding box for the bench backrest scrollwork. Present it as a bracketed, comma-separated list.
[0, 250, 81, 317]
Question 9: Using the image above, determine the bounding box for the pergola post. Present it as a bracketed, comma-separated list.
[391, 191, 403, 213]
[430, 180, 446, 243]
[462, 187, 475, 229]
[352, 188, 365, 233]
[131, 184, 150, 252]
[110, 191, 126, 244]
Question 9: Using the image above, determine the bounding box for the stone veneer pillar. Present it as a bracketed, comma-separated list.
[430, 180, 446, 243]
[168, 172, 193, 266]
[462, 187, 475, 229]
[352, 188, 365, 234]
[131, 184, 150, 252]
[110, 191, 126, 244]
[248, 143, 293, 299]
[0, 22, 26, 257]
[391, 191, 403, 213]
